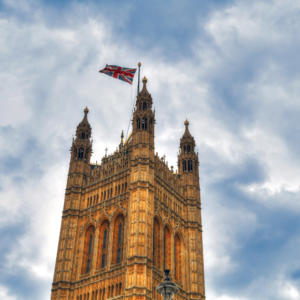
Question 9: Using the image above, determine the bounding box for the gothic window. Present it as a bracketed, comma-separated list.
[187, 145, 191, 152]
[81, 132, 86, 139]
[188, 160, 193, 171]
[81, 225, 95, 274]
[139, 103, 142, 111]
[137, 118, 141, 129]
[164, 226, 171, 270]
[112, 215, 124, 264]
[153, 218, 161, 268]
[142, 117, 147, 130]
[174, 234, 182, 282]
[182, 160, 187, 172]
[143, 101, 147, 110]
[97, 221, 109, 269]
[117, 223, 123, 263]
[78, 148, 84, 160]
[149, 118, 153, 129]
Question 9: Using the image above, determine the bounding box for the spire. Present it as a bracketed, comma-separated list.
[76, 107, 91, 140]
[71, 108, 92, 163]
[121, 130, 124, 145]
[137, 76, 151, 100]
[183, 119, 192, 138]
[178, 120, 197, 174]
[132, 76, 155, 147]
[180, 119, 195, 149]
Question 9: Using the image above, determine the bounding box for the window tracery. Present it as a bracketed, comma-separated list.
[81, 225, 95, 274]
[112, 215, 124, 264]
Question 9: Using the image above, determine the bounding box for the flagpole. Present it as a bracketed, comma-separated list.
[137, 62, 141, 95]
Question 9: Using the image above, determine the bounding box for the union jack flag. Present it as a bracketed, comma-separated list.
[99, 65, 137, 85]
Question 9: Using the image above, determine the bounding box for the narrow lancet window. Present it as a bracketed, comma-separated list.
[137, 118, 140, 129]
[81, 226, 95, 274]
[97, 221, 109, 269]
[112, 215, 124, 264]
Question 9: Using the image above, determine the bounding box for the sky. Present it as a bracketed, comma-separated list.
[0, 0, 300, 299]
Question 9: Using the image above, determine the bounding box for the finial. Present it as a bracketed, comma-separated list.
[184, 119, 189, 128]
[84, 106, 89, 117]
[138, 62, 142, 67]
[142, 76, 147, 84]
[121, 130, 124, 144]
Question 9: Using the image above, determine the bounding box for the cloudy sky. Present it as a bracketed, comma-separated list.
[1, 0, 300, 299]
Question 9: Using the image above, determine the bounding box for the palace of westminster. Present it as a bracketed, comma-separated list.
[51, 77, 205, 300]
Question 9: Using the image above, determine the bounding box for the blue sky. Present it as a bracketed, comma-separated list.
[1, 0, 300, 299]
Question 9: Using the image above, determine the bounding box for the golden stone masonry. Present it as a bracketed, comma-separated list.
[51, 77, 205, 300]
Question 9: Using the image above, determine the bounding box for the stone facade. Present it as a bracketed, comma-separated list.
[51, 78, 205, 300]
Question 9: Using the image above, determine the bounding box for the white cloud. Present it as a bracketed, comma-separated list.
[0, 284, 16, 300]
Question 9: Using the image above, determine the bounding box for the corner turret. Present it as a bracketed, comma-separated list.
[132, 77, 155, 149]
[178, 120, 198, 176]
[71, 107, 92, 163]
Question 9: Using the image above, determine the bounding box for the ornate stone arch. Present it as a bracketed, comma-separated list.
[111, 213, 125, 264]
[174, 232, 183, 283]
[81, 224, 95, 274]
[163, 224, 172, 271]
[96, 218, 110, 269]
[153, 216, 162, 268]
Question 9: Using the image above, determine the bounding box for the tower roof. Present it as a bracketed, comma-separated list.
[180, 119, 195, 146]
[137, 76, 152, 102]
[76, 106, 91, 138]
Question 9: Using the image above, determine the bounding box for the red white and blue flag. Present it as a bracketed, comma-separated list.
[99, 65, 137, 85]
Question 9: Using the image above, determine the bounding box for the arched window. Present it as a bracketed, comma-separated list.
[137, 118, 140, 129]
[81, 225, 95, 274]
[81, 132, 86, 139]
[142, 117, 147, 130]
[188, 160, 193, 171]
[174, 234, 182, 282]
[143, 101, 147, 110]
[182, 160, 187, 172]
[164, 226, 171, 270]
[97, 220, 109, 269]
[153, 218, 161, 268]
[112, 215, 124, 264]
[187, 145, 191, 152]
[78, 148, 84, 160]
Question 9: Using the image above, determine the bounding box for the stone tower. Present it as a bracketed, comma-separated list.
[51, 78, 205, 300]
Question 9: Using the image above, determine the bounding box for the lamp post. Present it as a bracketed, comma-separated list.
[156, 269, 179, 300]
